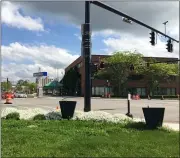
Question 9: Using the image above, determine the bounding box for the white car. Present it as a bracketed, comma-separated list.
[15, 93, 27, 98]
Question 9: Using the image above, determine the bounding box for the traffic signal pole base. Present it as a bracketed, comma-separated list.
[84, 108, 91, 112]
[126, 113, 133, 119]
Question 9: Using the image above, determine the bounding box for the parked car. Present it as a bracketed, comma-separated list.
[14, 93, 27, 98]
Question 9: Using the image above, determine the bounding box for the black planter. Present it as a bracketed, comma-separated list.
[142, 107, 165, 129]
[59, 101, 77, 119]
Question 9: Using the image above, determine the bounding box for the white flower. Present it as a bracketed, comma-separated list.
[0, 107, 137, 123]
[1, 107, 50, 120]
[133, 117, 145, 122]
[72, 111, 132, 123]
[1, 107, 18, 118]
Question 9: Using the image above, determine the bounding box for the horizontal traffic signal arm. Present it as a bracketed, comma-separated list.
[90, 1, 179, 43]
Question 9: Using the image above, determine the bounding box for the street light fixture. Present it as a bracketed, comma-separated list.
[122, 17, 132, 24]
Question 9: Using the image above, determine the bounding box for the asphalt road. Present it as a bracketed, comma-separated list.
[1, 97, 179, 123]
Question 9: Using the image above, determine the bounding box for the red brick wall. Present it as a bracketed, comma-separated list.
[64, 55, 179, 96]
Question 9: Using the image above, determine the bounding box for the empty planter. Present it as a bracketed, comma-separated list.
[59, 101, 77, 119]
[142, 107, 165, 129]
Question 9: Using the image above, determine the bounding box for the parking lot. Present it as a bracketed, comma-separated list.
[1, 97, 179, 123]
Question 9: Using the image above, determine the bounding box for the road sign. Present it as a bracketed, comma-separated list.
[33, 72, 47, 77]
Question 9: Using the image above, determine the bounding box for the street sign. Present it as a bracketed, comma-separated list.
[33, 72, 47, 77]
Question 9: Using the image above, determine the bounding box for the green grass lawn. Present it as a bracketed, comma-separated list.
[2, 120, 179, 157]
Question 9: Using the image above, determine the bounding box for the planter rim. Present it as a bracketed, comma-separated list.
[143, 107, 165, 109]
[59, 101, 77, 103]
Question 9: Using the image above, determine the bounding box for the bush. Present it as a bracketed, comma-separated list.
[45, 111, 62, 120]
[6, 112, 20, 120]
[33, 114, 46, 120]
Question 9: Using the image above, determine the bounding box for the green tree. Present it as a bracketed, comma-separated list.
[95, 51, 145, 96]
[28, 83, 37, 94]
[143, 62, 178, 96]
[62, 67, 80, 95]
[1, 81, 12, 92]
[16, 80, 37, 93]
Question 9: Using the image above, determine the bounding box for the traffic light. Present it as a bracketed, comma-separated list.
[149, 31, 155, 46]
[166, 39, 173, 52]
[129, 64, 134, 71]
[99, 62, 105, 69]
[91, 63, 98, 74]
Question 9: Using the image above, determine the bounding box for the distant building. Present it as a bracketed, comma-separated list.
[38, 77, 54, 87]
[65, 55, 179, 97]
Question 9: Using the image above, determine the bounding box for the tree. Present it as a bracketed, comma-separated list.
[15, 80, 37, 93]
[27, 83, 37, 94]
[1, 81, 12, 92]
[62, 67, 80, 95]
[95, 51, 145, 96]
[143, 62, 178, 96]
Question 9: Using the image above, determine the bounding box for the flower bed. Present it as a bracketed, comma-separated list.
[0, 107, 144, 123]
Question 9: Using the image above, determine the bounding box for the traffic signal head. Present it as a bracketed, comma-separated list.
[170, 43, 173, 52]
[166, 39, 173, 52]
[150, 31, 155, 46]
[91, 63, 98, 74]
[99, 62, 105, 69]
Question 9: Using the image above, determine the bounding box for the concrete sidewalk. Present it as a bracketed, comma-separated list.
[163, 123, 179, 131]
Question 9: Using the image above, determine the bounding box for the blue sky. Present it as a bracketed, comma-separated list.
[1, 1, 179, 82]
[2, 20, 106, 54]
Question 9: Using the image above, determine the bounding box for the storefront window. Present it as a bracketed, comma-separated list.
[92, 87, 112, 95]
[136, 88, 146, 96]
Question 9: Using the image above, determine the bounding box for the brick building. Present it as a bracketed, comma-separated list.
[65, 55, 179, 97]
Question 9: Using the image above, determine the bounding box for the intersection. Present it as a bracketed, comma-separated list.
[1, 97, 179, 123]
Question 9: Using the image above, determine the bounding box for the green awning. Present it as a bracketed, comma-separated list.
[43, 81, 63, 90]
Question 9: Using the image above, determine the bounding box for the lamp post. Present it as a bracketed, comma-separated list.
[163, 21, 168, 35]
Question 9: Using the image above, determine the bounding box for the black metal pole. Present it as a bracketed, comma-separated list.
[84, 1, 91, 112]
[7, 78, 8, 92]
[126, 93, 133, 118]
[91, 1, 179, 43]
[127, 100, 130, 114]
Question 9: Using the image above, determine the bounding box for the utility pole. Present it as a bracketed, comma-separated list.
[83, 1, 91, 112]
[6, 78, 9, 92]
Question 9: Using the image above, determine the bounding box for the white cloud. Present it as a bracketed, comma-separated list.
[2, 2, 44, 31]
[21, 1, 179, 38]
[1, 42, 79, 81]
[103, 34, 179, 58]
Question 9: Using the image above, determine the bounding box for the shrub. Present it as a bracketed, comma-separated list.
[33, 114, 46, 120]
[6, 112, 20, 120]
[45, 111, 62, 120]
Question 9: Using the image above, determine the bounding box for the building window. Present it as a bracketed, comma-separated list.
[92, 87, 112, 96]
[154, 88, 176, 95]
[136, 88, 146, 96]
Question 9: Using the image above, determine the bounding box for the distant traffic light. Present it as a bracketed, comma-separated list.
[91, 63, 98, 74]
[149, 31, 155, 46]
[166, 39, 173, 52]
[99, 62, 105, 69]
[129, 64, 134, 71]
